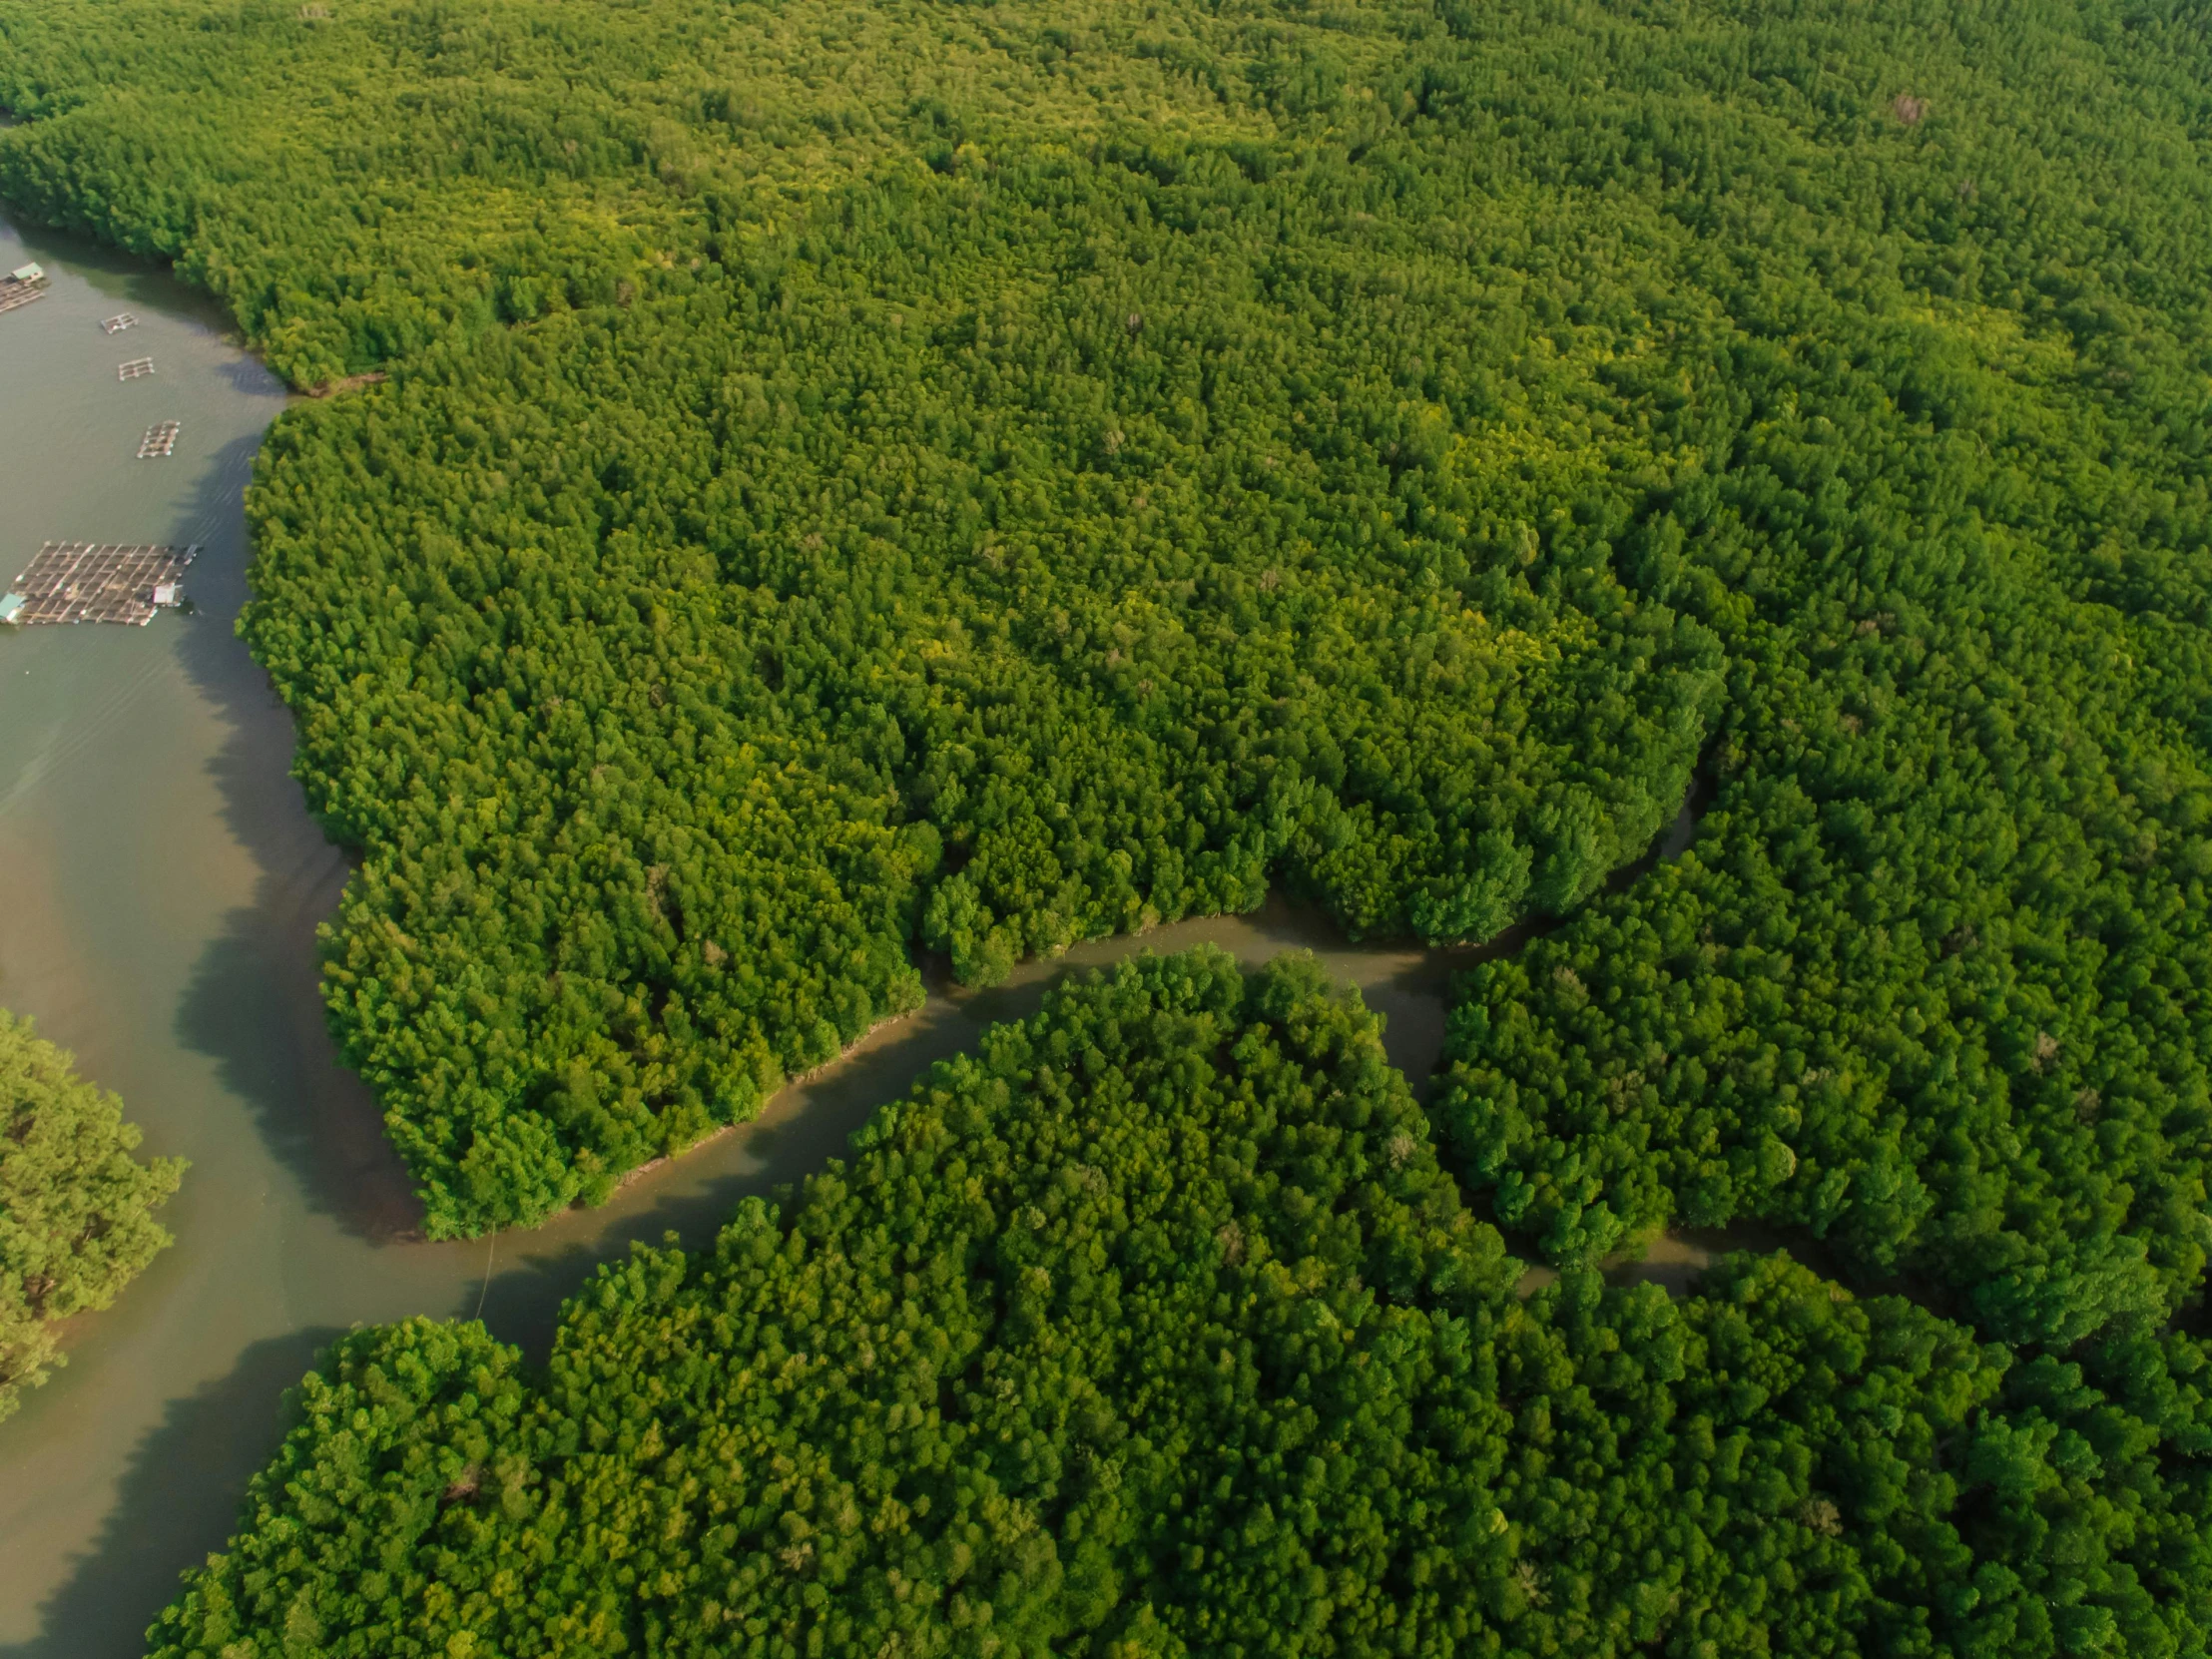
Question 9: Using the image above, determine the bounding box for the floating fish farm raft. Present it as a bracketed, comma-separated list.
[1, 543, 198, 627]
[0, 270, 206, 627]
[0, 266, 47, 317]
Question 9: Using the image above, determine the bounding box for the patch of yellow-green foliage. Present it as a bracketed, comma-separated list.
[0, 1011, 182, 1420]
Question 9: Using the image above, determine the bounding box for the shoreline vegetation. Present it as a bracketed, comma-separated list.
[1, 0, 2208, 1650]
[385, 761, 1699, 1247]
[601, 1001, 924, 1203]
[144, 953, 2212, 1659]
[490, 775, 1705, 1246]
[0, 1010, 182, 1423]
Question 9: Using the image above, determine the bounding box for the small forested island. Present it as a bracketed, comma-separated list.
[0, 1010, 182, 1421]
[0, 0, 2207, 1651]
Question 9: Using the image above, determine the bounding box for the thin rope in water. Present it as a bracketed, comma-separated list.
[474, 1231, 496, 1323]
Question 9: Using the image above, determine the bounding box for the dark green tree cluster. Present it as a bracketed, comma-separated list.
[0, 1009, 183, 1421]
[1425, 27, 2212, 1348]
[146, 955, 2212, 1658]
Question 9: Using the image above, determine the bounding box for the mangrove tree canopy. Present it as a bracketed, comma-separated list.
[143, 955, 2212, 1658]
[0, 1009, 183, 1421]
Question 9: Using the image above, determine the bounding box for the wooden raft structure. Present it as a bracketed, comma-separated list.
[4, 543, 199, 627]
[118, 355, 156, 381]
[139, 420, 182, 458]
[0, 280, 45, 317]
[103, 312, 139, 334]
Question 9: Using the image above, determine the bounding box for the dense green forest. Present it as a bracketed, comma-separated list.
[139, 955, 2212, 1658]
[0, 1010, 183, 1421]
[6, 0, 2208, 1251]
[4, 0, 2211, 1647]
[7, 0, 1743, 1233]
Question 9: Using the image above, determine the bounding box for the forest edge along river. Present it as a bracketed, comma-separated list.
[0, 212, 1714, 1659]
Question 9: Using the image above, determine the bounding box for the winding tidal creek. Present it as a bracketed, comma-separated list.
[0, 215, 1708, 1658]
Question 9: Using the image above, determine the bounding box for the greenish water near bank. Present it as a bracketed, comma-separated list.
[0, 212, 1518, 1657]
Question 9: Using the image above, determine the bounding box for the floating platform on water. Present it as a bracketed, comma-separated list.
[102, 312, 139, 334]
[0, 278, 46, 317]
[2, 542, 199, 627]
[138, 421, 182, 458]
[117, 356, 156, 381]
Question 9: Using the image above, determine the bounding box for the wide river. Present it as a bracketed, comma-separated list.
[0, 216, 1705, 1657]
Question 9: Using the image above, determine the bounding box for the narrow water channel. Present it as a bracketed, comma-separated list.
[0, 215, 1715, 1659]
[0, 215, 1565, 1658]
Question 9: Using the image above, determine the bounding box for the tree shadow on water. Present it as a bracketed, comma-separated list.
[0, 1329, 341, 1659]
[2, 214, 240, 338]
[162, 429, 425, 1244]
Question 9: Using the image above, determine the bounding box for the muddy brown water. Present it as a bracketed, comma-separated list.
[0, 215, 1709, 1657]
